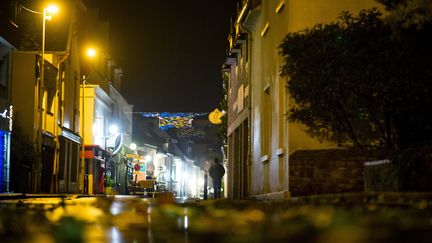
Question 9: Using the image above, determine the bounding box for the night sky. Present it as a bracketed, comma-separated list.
[85, 0, 238, 112]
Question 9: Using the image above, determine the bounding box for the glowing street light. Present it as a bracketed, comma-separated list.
[79, 47, 99, 193]
[86, 48, 97, 58]
[44, 4, 59, 17]
[80, 47, 100, 193]
[109, 124, 119, 135]
[130, 143, 137, 151]
[40, 4, 59, 93]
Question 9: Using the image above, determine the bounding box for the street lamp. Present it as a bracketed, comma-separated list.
[79, 74, 89, 193]
[130, 143, 137, 151]
[86, 48, 97, 58]
[36, 4, 59, 192]
[129, 142, 137, 194]
[40, 4, 59, 113]
[109, 124, 119, 135]
[79, 48, 98, 194]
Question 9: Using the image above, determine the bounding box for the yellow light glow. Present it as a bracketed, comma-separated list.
[44, 4, 59, 14]
[86, 48, 97, 58]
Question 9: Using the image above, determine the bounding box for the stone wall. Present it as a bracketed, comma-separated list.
[289, 149, 392, 196]
[364, 147, 432, 192]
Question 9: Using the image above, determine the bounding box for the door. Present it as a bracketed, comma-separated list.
[41, 141, 55, 193]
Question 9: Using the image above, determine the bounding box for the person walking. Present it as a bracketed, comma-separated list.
[203, 172, 208, 200]
[209, 158, 225, 199]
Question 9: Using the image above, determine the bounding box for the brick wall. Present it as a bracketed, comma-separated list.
[289, 149, 392, 196]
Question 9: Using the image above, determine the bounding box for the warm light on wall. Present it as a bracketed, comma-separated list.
[275, 0, 285, 13]
[261, 22, 270, 37]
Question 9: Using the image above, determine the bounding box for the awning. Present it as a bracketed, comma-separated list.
[82, 145, 105, 161]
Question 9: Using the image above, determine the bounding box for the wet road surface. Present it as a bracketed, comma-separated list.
[1, 193, 432, 242]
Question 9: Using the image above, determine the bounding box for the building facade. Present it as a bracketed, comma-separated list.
[0, 0, 17, 193]
[224, 0, 382, 199]
[79, 8, 133, 195]
[109, 85, 133, 194]
[7, 0, 86, 193]
[80, 84, 114, 194]
[1, 0, 132, 194]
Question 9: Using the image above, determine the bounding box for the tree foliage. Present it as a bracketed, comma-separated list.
[10, 115, 36, 192]
[279, 8, 432, 149]
[376, 0, 409, 10]
[383, 0, 432, 43]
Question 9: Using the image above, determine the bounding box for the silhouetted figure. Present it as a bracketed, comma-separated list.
[209, 158, 225, 199]
[204, 173, 208, 200]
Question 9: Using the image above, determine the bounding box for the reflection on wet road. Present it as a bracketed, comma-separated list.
[1, 193, 432, 242]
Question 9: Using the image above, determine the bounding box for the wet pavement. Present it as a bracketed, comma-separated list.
[1, 193, 432, 242]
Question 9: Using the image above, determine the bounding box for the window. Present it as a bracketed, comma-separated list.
[0, 54, 8, 87]
[261, 85, 271, 160]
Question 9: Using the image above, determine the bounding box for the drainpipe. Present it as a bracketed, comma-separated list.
[50, 53, 69, 193]
[52, 0, 75, 192]
[238, 1, 253, 199]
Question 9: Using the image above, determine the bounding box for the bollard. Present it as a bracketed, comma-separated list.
[88, 174, 93, 194]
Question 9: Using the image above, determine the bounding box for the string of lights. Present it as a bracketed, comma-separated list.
[139, 112, 208, 130]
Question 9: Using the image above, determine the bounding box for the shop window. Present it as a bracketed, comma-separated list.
[70, 144, 78, 182]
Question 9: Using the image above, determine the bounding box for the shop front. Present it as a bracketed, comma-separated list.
[0, 102, 12, 193]
[58, 128, 81, 193]
[82, 145, 105, 194]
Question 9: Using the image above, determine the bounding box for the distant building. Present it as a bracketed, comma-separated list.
[79, 8, 133, 194]
[132, 114, 219, 198]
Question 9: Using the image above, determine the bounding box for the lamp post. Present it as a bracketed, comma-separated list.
[40, 5, 59, 121]
[104, 132, 108, 193]
[80, 75, 88, 193]
[80, 48, 97, 194]
[129, 143, 137, 194]
[35, 4, 59, 192]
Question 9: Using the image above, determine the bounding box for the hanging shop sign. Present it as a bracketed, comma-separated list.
[111, 133, 123, 156]
[134, 163, 141, 171]
[126, 154, 141, 160]
[208, 108, 224, 125]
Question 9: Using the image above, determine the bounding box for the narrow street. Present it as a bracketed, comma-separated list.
[2, 1, 432, 242]
[1, 193, 432, 242]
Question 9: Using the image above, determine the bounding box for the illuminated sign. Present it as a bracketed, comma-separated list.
[0, 105, 12, 132]
[61, 129, 81, 144]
